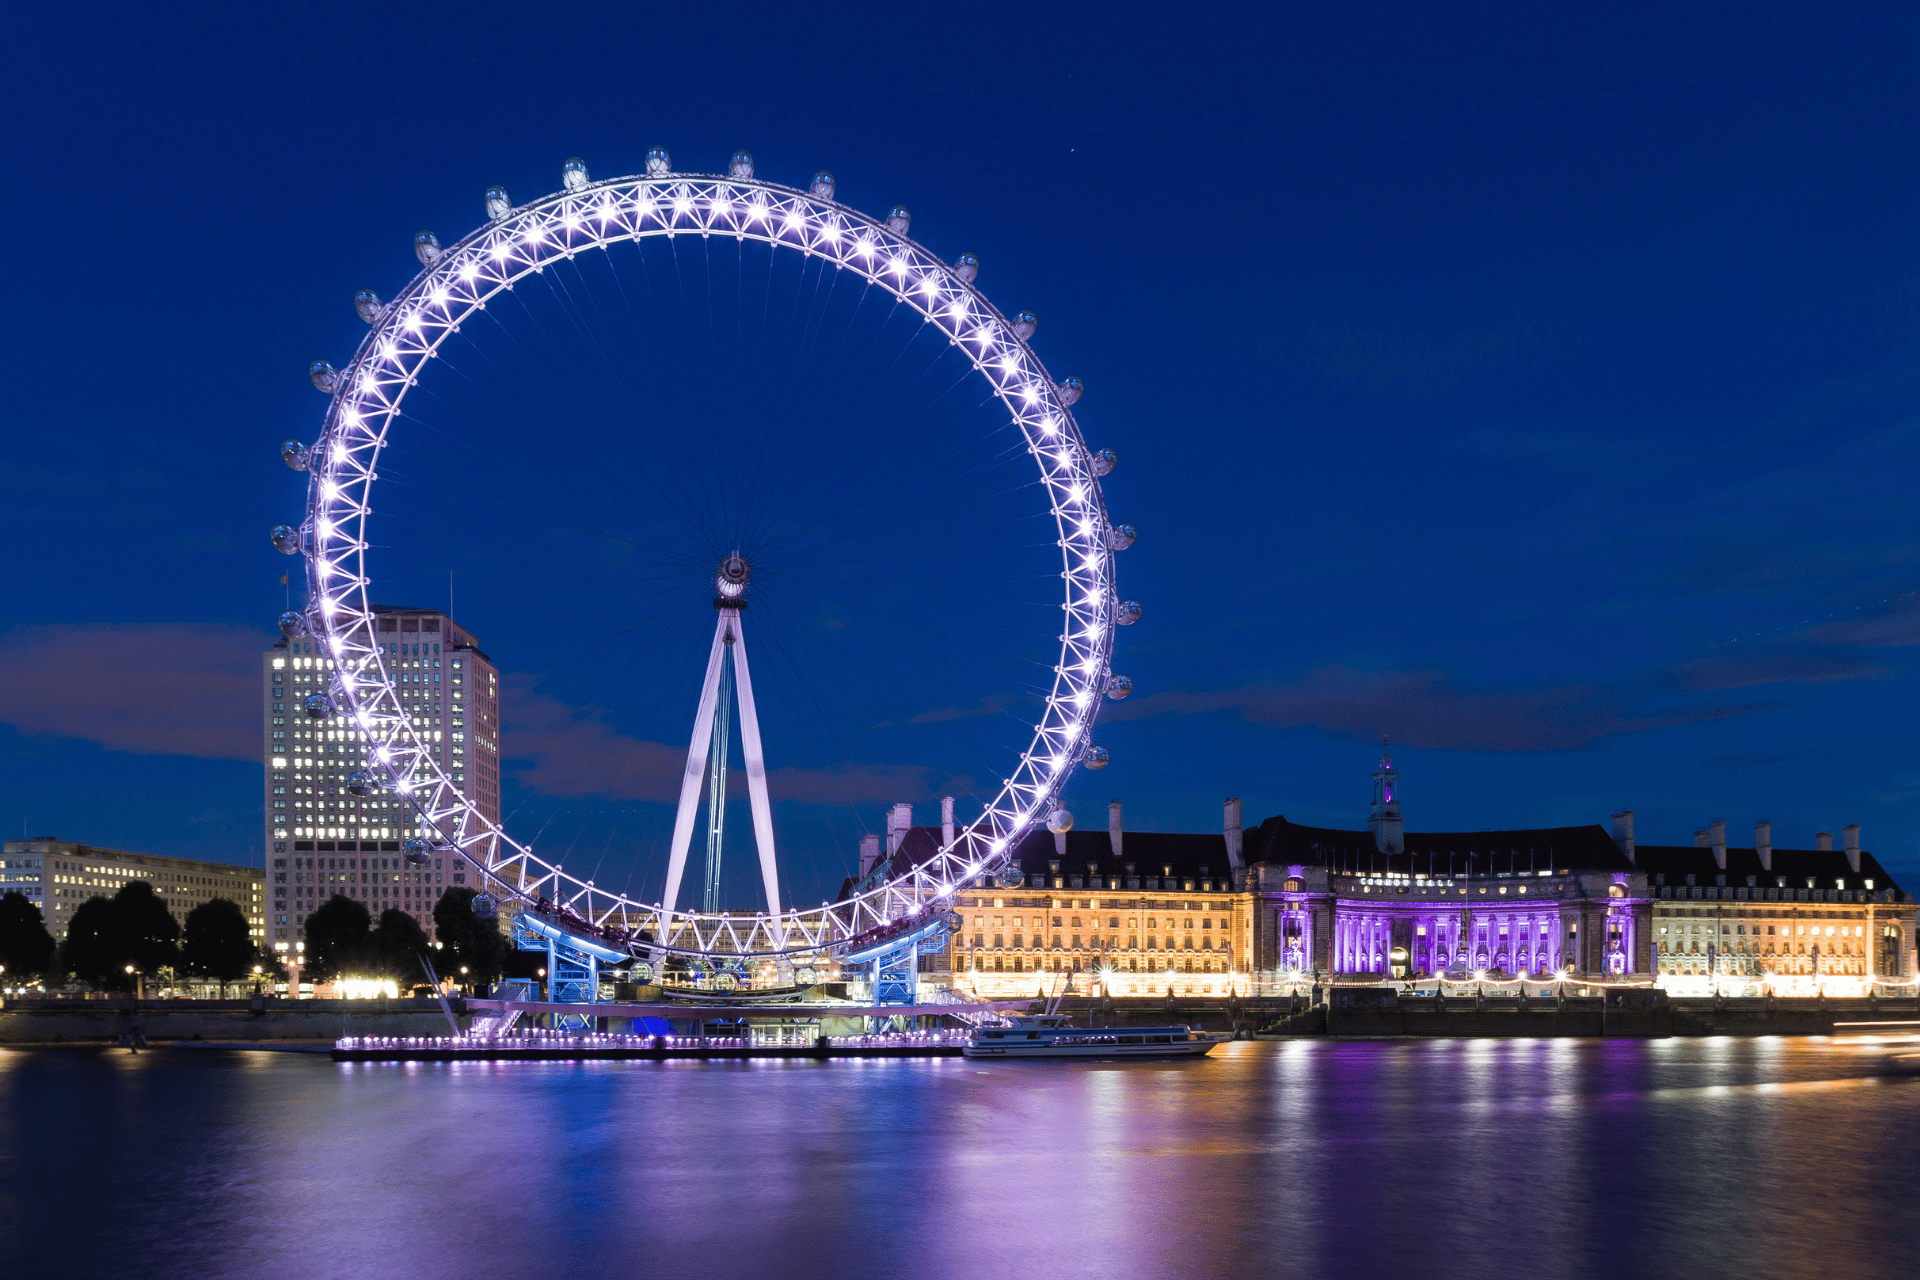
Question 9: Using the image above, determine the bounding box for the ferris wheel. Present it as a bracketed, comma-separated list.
[272, 148, 1139, 964]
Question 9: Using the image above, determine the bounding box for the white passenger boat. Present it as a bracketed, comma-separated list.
[961, 1015, 1223, 1059]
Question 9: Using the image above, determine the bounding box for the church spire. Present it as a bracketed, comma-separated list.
[1369, 737, 1404, 855]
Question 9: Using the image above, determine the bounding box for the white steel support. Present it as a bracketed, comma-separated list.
[662, 615, 730, 913]
[727, 616, 785, 929]
[661, 607, 783, 925]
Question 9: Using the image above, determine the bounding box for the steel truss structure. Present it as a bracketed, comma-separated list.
[282, 153, 1131, 966]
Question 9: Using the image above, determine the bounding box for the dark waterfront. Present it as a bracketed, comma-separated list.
[2, 1038, 1915, 1279]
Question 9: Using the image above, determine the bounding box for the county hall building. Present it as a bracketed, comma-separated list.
[864, 751, 1915, 999]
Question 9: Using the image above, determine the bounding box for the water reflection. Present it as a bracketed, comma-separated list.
[1, 1040, 1915, 1279]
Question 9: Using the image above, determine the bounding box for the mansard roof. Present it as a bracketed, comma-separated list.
[1630, 843, 1895, 894]
[840, 811, 1906, 899]
[1244, 814, 1634, 875]
[886, 824, 1231, 878]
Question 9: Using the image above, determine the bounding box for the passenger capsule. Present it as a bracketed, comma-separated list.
[270, 524, 302, 555]
[1047, 808, 1075, 834]
[281, 440, 310, 471]
[885, 205, 911, 236]
[810, 170, 836, 200]
[485, 185, 512, 221]
[278, 610, 306, 639]
[1106, 523, 1136, 551]
[1056, 376, 1084, 407]
[345, 769, 375, 797]
[1116, 599, 1143, 626]
[729, 150, 755, 179]
[1105, 674, 1133, 701]
[562, 157, 589, 191]
[404, 840, 432, 867]
[303, 692, 333, 719]
[1082, 746, 1110, 770]
[1011, 310, 1037, 341]
[645, 146, 672, 176]
[1089, 447, 1116, 477]
[414, 230, 443, 265]
[309, 360, 341, 393]
[994, 866, 1025, 889]
[954, 252, 979, 283]
[353, 289, 385, 324]
[471, 892, 499, 920]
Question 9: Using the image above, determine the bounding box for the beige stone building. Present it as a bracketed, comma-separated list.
[1, 837, 265, 943]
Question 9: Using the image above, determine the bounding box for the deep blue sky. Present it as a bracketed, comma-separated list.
[6, 4, 1920, 902]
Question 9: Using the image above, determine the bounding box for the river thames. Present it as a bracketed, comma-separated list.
[2, 1037, 1915, 1278]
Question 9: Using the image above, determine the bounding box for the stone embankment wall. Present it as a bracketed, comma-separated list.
[1255, 994, 1920, 1038]
[0, 997, 467, 1043]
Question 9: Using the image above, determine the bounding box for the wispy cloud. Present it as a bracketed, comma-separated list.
[907, 693, 1021, 725]
[502, 680, 943, 806]
[1105, 665, 1772, 752]
[0, 624, 264, 760]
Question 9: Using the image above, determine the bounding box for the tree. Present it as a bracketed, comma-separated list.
[0, 892, 56, 979]
[59, 882, 180, 991]
[367, 908, 430, 985]
[432, 888, 509, 989]
[302, 894, 371, 983]
[183, 898, 255, 996]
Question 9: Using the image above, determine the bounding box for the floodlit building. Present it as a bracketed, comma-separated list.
[863, 748, 1916, 998]
[0, 837, 265, 943]
[265, 606, 500, 948]
[1620, 814, 1913, 996]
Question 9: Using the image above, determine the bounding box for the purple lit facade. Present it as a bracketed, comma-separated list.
[1248, 861, 1649, 981]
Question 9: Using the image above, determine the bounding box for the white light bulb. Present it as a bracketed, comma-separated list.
[460, 262, 479, 281]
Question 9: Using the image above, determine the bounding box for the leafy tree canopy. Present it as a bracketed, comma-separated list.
[60, 882, 180, 990]
[301, 894, 371, 982]
[367, 909, 431, 984]
[0, 892, 57, 978]
[432, 888, 509, 988]
[183, 898, 256, 990]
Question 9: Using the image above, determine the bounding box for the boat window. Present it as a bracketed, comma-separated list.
[1119, 1035, 1144, 1044]
[1148, 1035, 1171, 1044]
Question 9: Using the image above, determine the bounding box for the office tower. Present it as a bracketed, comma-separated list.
[265, 606, 501, 949]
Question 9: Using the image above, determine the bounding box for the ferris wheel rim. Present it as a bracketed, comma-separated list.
[289, 164, 1125, 961]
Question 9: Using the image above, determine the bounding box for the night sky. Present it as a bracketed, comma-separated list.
[6, 5, 1920, 905]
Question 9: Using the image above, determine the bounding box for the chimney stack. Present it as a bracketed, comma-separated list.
[859, 833, 882, 876]
[1108, 801, 1124, 859]
[1844, 824, 1861, 874]
[1223, 797, 1245, 871]
[1694, 829, 1711, 848]
[1755, 821, 1772, 873]
[1611, 810, 1635, 863]
[941, 795, 955, 851]
[1816, 830, 1833, 852]
[1710, 820, 1727, 871]
[887, 803, 913, 856]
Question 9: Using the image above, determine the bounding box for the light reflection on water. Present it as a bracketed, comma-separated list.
[1, 1039, 1915, 1279]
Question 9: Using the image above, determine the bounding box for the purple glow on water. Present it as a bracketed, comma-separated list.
[2, 1040, 1916, 1278]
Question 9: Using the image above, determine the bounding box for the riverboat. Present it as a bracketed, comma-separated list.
[961, 1015, 1223, 1060]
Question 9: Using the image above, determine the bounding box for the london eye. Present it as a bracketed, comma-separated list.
[271, 148, 1138, 982]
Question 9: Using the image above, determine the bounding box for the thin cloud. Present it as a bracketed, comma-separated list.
[908, 693, 1020, 725]
[503, 680, 941, 806]
[0, 623, 265, 760]
[1104, 665, 1772, 752]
